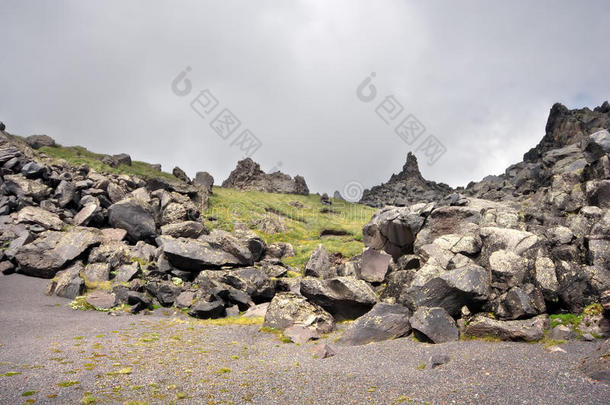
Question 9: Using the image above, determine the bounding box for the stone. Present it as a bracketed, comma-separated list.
[580, 338, 610, 384]
[464, 314, 549, 342]
[55, 180, 76, 208]
[21, 162, 45, 178]
[284, 325, 321, 344]
[498, 287, 539, 320]
[193, 171, 214, 192]
[535, 256, 559, 294]
[83, 263, 111, 283]
[160, 221, 206, 238]
[73, 203, 99, 226]
[550, 325, 576, 340]
[263, 292, 335, 333]
[114, 263, 140, 283]
[253, 215, 286, 234]
[101, 228, 127, 241]
[220, 267, 275, 303]
[304, 244, 333, 279]
[338, 303, 412, 346]
[51, 228, 101, 268]
[4, 174, 52, 202]
[243, 303, 269, 318]
[410, 307, 459, 344]
[157, 235, 245, 271]
[311, 343, 336, 359]
[428, 354, 451, 368]
[414, 205, 482, 249]
[172, 166, 190, 183]
[16, 206, 64, 230]
[175, 291, 196, 308]
[488, 250, 526, 288]
[358, 247, 391, 283]
[362, 206, 425, 259]
[480, 227, 539, 256]
[0, 261, 15, 275]
[108, 197, 157, 241]
[146, 281, 181, 307]
[113, 153, 132, 166]
[86, 291, 116, 310]
[300, 276, 378, 320]
[161, 202, 187, 225]
[189, 300, 225, 319]
[25, 134, 55, 149]
[107, 182, 126, 203]
[46, 263, 85, 299]
[583, 129, 610, 162]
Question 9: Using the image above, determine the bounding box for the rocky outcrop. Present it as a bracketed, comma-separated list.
[360, 152, 453, 207]
[222, 158, 309, 195]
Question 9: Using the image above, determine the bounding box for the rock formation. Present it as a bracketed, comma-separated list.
[222, 158, 309, 195]
[360, 152, 453, 207]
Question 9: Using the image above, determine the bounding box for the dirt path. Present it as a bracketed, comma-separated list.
[0, 273, 608, 404]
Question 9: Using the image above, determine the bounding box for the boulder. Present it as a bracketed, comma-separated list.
[4, 174, 52, 202]
[160, 221, 206, 238]
[193, 171, 214, 192]
[464, 314, 549, 341]
[25, 134, 55, 149]
[220, 267, 275, 303]
[284, 325, 321, 344]
[338, 303, 412, 346]
[480, 227, 539, 256]
[108, 197, 157, 241]
[114, 263, 141, 283]
[85, 291, 116, 310]
[304, 244, 334, 279]
[488, 249, 527, 288]
[112, 153, 132, 166]
[83, 263, 110, 283]
[46, 263, 85, 299]
[172, 166, 190, 183]
[222, 158, 309, 195]
[189, 300, 225, 319]
[73, 203, 99, 226]
[414, 205, 482, 249]
[535, 256, 560, 295]
[580, 338, 610, 384]
[583, 129, 610, 162]
[311, 343, 336, 359]
[410, 307, 459, 344]
[550, 325, 576, 340]
[16, 206, 64, 230]
[362, 206, 425, 259]
[263, 292, 335, 333]
[300, 276, 378, 320]
[157, 235, 245, 271]
[145, 281, 181, 307]
[358, 247, 392, 283]
[405, 264, 490, 317]
[51, 228, 102, 268]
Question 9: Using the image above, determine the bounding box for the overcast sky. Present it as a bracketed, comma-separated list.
[1, 1, 609, 196]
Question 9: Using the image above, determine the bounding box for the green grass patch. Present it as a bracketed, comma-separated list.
[204, 187, 376, 270]
[21, 391, 36, 397]
[198, 316, 264, 326]
[57, 380, 80, 388]
[1, 371, 21, 377]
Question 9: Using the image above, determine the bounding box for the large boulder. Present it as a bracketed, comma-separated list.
[300, 276, 378, 320]
[464, 314, 550, 341]
[160, 221, 206, 238]
[220, 267, 275, 303]
[362, 206, 425, 259]
[157, 235, 245, 271]
[46, 263, 85, 299]
[263, 292, 335, 333]
[410, 306, 459, 343]
[189, 301, 225, 319]
[16, 206, 63, 230]
[25, 134, 55, 149]
[304, 244, 334, 279]
[338, 303, 412, 346]
[580, 338, 610, 384]
[51, 228, 102, 269]
[108, 197, 157, 241]
[414, 205, 482, 249]
[193, 171, 214, 192]
[480, 227, 539, 256]
[405, 264, 491, 317]
[358, 247, 392, 283]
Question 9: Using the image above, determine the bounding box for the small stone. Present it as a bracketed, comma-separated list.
[285, 325, 321, 344]
[428, 354, 450, 368]
[311, 343, 336, 359]
[581, 333, 595, 342]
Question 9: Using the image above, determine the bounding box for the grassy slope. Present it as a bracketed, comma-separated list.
[204, 187, 376, 270]
[29, 143, 376, 271]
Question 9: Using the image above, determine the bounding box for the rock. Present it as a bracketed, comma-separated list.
[360, 152, 453, 207]
[551, 325, 576, 340]
[480, 227, 539, 256]
[160, 221, 206, 238]
[172, 166, 190, 183]
[583, 129, 610, 162]
[581, 333, 596, 342]
[405, 264, 490, 317]
[497, 287, 541, 320]
[284, 325, 321, 344]
[112, 153, 132, 166]
[243, 303, 269, 318]
[4, 174, 52, 202]
[300, 276, 378, 320]
[311, 343, 336, 359]
[161, 202, 187, 225]
[16, 206, 64, 230]
[413, 205, 482, 249]
[4, 230, 34, 259]
[85, 291, 116, 310]
[46, 263, 85, 299]
[222, 158, 309, 195]
[54, 180, 76, 208]
[21, 162, 45, 178]
[362, 206, 425, 259]
[263, 292, 335, 334]
[428, 354, 451, 368]
[107, 182, 126, 203]
[189, 300, 225, 319]
[488, 250, 527, 288]
[0, 121, 4, 131]
[108, 197, 157, 241]
[126, 291, 152, 312]
[333, 191, 344, 200]
[410, 307, 459, 344]
[0, 261, 15, 275]
[146, 281, 181, 307]
[73, 203, 99, 226]
[304, 244, 334, 279]
[83, 263, 110, 283]
[14, 248, 59, 278]
[580, 338, 610, 384]
[175, 291, 196, 308]
[114, 263, 140, 283]
[193, 171, 214, 192]
[338, 303, 412, 345]
[25, 134, 55, 149]
[157, 235, 245, 271]
[101, 228, 127, 242]
[320, 193, 331, 205]
[358, 247, 392, 283]
[253, 215, 286, 234]
[265, 243, 295, 260]
[221, 267, 275, 303]
[535, 256, 560, 294]
[51, 228, 101, 268]
[464, 314, 549, 342]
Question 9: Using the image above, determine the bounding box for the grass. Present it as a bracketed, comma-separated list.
[204, 187, 376, 270]
[197, 316, 264, 326]
[57, 380, 80, 388]
[36, 144, 176, 180]
[550, 303, 604, 332]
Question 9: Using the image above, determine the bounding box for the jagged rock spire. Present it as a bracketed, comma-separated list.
[389, 152, 426, 185]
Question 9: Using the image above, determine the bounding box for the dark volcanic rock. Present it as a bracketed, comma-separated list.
[222, 158, 309, 195]
[580, 338, 610, 384]
[338, 303, 412, 345]
[304, 244, 334, 279]
[362, 206, 425, 259]
[189, 300, 225, 319]
[464, 314, 549, 341]
[193, 171, 214, 192]
[360, 152, 453, 207]
[157, 235, 244, 270]
[25, 134, 55, 149]
[108, 197, 157, 241]
[263, 292, 335, 333]
[410, 306, 459, 344]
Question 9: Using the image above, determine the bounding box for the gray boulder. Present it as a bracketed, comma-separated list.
[160, 221, 206, 238]
[157, 235, 245, 271]
[193, 171, 214, 192]
[410, 307, 459, 344]
[25, 134, 55, 149]
[300, 276, 378, 320]
[362, 206, 425, 259]
[113, 153, 132, 166]
[46, 263, 85, 299]
[83, 263, 110, 283]
[85, 291, 116, 310]
[464, 314, 549, 341]
[221, 267, 275, 303]
[304, 244, 334, 279]
[263, 292, 335, 333]
[358, 247, 392, 283]
[189, 301, 225, 319]
[338, 303, 412, 345]
[108, 197, 157, 241]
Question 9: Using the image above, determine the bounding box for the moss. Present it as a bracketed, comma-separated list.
[198, 316, 264, 326]
[542, 338, 566, 348]
[215, 368, 231, 374]
[460, 334, 502, 342]
[21, 391, 36, 397]
[70, 296, 95, 311]
[57, 380, 80, 387]
[80, 393, 98, 404]
[0, 371, 21, 377]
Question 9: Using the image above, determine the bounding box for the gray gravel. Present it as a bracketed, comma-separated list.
[1, 273, 608, 404]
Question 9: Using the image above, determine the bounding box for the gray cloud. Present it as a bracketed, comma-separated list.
[1, 0, 609, 194]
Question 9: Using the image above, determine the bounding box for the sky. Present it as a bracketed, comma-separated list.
[1, 0, 609, 198]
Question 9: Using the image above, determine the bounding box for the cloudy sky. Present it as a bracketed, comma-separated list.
[1, 1, 609, 196]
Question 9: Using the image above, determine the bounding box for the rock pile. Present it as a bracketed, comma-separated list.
[222, 158, 309, 195]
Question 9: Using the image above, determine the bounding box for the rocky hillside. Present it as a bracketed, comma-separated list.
[360, 152, 453, 207]
[0, 101, 609, 381]
[222, 157, 309, 195]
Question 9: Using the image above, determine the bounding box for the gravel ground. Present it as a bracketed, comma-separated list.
[1, 273, 608, 405]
